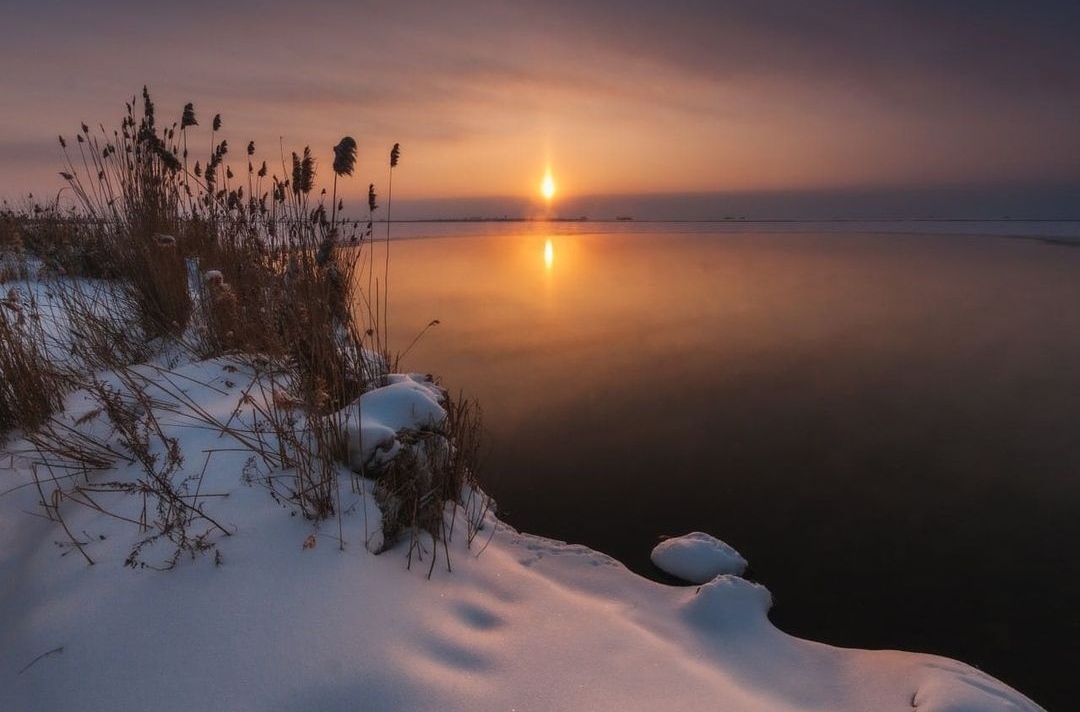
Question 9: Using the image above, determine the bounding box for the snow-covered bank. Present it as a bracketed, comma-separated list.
[0, 277, 1045, 712]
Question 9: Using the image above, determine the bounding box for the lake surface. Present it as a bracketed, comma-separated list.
[375, 220, 1080, 711]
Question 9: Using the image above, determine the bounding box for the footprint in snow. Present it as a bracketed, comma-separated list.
[452, 601, 505, 631]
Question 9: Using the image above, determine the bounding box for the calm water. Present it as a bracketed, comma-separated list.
[377, 221, 1080, 710]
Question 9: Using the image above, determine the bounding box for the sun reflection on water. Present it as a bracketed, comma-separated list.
[543, 238, 554, 270]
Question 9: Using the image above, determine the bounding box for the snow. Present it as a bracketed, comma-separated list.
[651, 531, 748, 583]
[0, 274, 1047, 712]
[346, 373, 447, 467]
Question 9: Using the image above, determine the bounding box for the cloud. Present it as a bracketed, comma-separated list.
[1, 0, 1078, 201]
[514, 0, 1080, 98]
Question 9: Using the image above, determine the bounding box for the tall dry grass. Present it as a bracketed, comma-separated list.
[0, 287, 67, 435]
[2, 88, 486, 571]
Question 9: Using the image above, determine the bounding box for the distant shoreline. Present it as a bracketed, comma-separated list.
[375, 216, 1080, 224]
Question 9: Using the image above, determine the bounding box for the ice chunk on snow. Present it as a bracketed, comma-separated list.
[651, 531, 748, 583]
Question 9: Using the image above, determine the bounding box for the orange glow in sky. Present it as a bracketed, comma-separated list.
[0, 2, 1077, 218]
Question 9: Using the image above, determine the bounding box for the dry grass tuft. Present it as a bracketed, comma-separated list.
[367, 389, 485, 574]
[0, 288, 68, 435]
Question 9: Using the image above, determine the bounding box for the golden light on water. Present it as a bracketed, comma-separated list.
[544, 238, 554, 269]
[541, 169, 556, 201]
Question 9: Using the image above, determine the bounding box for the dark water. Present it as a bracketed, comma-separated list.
[381, 222, 1080, 711]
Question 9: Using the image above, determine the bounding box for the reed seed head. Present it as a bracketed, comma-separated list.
[181, 102, 197, 129]
[141, 86, 154, 124]
[390, 142, 401, 168]
[332, 136, 357, 177]
[291, 147, 316, 194]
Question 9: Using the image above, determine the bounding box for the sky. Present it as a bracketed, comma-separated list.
[1, 0, 1078, 219]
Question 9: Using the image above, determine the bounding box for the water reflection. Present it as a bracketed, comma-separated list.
[378, 226, 1080, 710]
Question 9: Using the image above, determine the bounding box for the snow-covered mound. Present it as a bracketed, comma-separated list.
[346, 373, 447, 467]
[651, 531, 748, 583]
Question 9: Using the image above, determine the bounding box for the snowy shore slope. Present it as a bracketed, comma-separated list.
[0, 277, 1044, 712]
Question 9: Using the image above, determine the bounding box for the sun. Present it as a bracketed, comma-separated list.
[540, 169, 556, 201]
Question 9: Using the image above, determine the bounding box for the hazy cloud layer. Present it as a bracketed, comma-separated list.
[2, 0, 1077, 214]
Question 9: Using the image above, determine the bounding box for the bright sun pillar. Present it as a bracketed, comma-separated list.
[541, 169, 556, 201]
